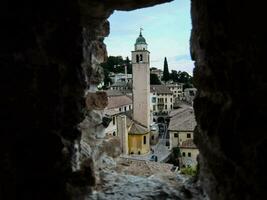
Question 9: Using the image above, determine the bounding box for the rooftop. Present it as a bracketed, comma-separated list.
[106, 95, 132, 110]
[150, 85, 172, 94]
[125, 116, 149, 134]
[168, 107, 196, 131]
[180, 139, 197, 149]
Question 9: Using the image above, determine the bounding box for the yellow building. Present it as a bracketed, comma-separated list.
[179, 139, 199, 167]
[168, 106, 199, 167]
[127, 121, 150, 155]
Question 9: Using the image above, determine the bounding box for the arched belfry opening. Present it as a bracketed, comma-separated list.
[1, 0, 267, 199]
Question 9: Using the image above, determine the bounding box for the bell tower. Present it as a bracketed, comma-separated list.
[132, 29, 150, 129]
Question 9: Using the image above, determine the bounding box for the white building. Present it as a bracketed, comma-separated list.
[104, 95, 132, 136]
[150, 68, 163, 80]
[150, 85, 173, 122]
[109, 72, 132, 84]
[166, 83, 183, 101]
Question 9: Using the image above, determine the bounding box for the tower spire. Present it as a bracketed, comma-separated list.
[140, 27, 143, 36]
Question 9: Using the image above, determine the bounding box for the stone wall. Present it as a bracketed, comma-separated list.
[191, 0, 267, 199]
[0, 0, 172, 199]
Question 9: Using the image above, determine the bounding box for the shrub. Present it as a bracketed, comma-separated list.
[180, 166, 197, 176]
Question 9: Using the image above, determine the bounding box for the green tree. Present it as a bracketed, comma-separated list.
[162, 57, 170, 82]
[176, 71, 193, 90]
[170, 70, 179, 82]
[101, 56, 134, 88]
[125, 56, 132, 74]
[150, 73, 161, 85]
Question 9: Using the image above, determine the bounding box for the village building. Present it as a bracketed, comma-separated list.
[104, 94, 132, 137]
[183, 87, 197, 105]
[166, 83, 183, 101]
[109, 72, 132, 84]
[150, 85, 173, 123]
[150, 68, 163, 80]
[168, 105, 198, 167]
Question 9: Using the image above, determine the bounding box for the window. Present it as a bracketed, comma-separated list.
[113, 132, 116, 136]
[129, 105, 132, 110]
[119, 108, 122, 112]
[124, 106, 126, 111]
[189, 90, 194, 96]
[140, 54, 143, 61]
[152, 97, 156, 103]
[165, 98, 167, 103]
[188, 152, 191, 157]
[153, 105, 156, 111]
[112, 116, 116, 125]
[165, 105, 167, 109]
[170, 98, 172, 102]
[170, 105, 172, 109]
[151, 135, 154, 140]
[143, 136, 146, 144]
[187, 133, 191, 138]
[136, 54, 139, 63]
[182, 152, 186, 157]
[174, 133, 178, 138]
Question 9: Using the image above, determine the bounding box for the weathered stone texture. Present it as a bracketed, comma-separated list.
[191, 0, 267, 199]
[85, 92, 108, 110]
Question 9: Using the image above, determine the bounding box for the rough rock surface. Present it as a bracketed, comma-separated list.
[1, 0, 172, 199]
[191, 0, 267, 199]
[87, 171, 207, 200]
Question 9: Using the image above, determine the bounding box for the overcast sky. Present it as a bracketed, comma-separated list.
[104, 0, 194, 75]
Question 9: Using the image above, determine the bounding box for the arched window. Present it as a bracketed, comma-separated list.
[143, 136, 146, 144]
[140, 54, 143, 62]
[136, 54, 139, 63]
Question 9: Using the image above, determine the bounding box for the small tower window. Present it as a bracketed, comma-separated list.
[140, 54, 143, 62]
[143, 136, 146, 144]
[136, 54, 139, 63]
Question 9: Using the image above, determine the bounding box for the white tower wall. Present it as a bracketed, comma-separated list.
[132, 50, 150, 129]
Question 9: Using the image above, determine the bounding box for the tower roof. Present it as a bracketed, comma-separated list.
[135, 30, 147, 45]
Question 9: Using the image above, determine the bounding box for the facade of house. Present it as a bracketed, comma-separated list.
[104, 94, 132, 137]
[150, 68, 163, 80]
[166, 83, 183, 101]
[168, 106, 199, 167]
[184, 88, 197, 105]
[109, 72, 132, 84]
[150, 85, 173, 122]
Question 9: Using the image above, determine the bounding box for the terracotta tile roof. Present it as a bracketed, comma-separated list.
[106, 95, 132, 109]
[126, 118, 148, 134]
[150, 85, 172, 94]
[104, 90, 123, 97]
[180, 139, 197, 149]
[168, 107, 196, 131]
